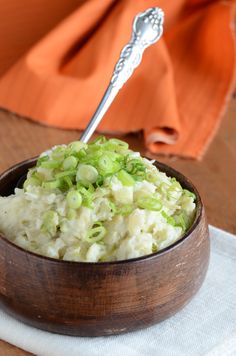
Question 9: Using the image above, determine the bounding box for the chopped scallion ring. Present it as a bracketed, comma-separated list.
[117, 204, 133, 216]
[68, 141, 86, 153]
[90, 136, 107, 145]
[117, 170, 135, 186]
[23, 177, 41, 190]
[183, 189, 196, 199]
[40, 160, 61, 169]
[62, 156, 78, 170]
[161, 211, 176, 226]
[51, 147, 65, 161]
[66, 191, 82, 209]
[98, 155, 118, 175]
[85, 225, 106, 243]
[55, 170, 76, 179]
[41, 210, 58, 235]
[137, 197, 162, 211]
[42, 180, 60, 189]
[67, 208, 77, 220]
[76, 164, 98, 184]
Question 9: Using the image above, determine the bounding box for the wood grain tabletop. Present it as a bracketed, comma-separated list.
[0, 95, 236, 355]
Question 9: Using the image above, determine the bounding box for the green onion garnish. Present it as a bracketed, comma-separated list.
[76, 164, 98, 184]
[40, 160, 61, 169]
[85, 225, 106, 243]
[98, 155, 118, 175]
[174, 213, 190, 230]
[117, 204, 133, 216]
[23, 177, 41, 190]
[68, 141, 86, 153]
[41, 210, 58, 235]
[55, 170, 76, 179]
[66, 191, 82, 209]
[51, 147, 65, 161]
[161, 211, 176, 226]
[62, 156, 78, 170]
[62, 176, 73, 189]
[42, 180, 60, 189]
[117, 170, 135, 186]
[77, 186, 93, 208]
[36, 155, 49, 166]
[67, 208, 77, 220]
[137, 196, 162, 211]
[183, 189, 196, 199]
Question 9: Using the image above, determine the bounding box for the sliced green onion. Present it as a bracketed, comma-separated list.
[62, 156, 78, 170]
[66, 191, 82, 209]
[109, 201, 117, 215]
[77, 186, 93, 208]
[183, 189, 196, 200]
[98, 155, 112, 173]
[62, 176, 73, 189]
[80, 151, 103, 166]
[41, 210, 58, 235]
[23, 177, 41, 190]
[158, 182, 170, 195]
[171, 181, 182, 190]
[109, 138, 128, 148]
[51, 147, 65, 161]
[117, 204, 133, 216]
[76, 164, 98, 184]
[174, 213, 190, 231]
[97, 155, 120, 175]
[86, 144, 103, 153]
[126, 159, 146, 175]
[167, 182, 182, 200]
[87, 183, 95, 193]
[36, 155, 49, 166]
[40, 160, 61, 169]
[146, 170, 158, 183]
[95, 175, 104, 187]
[42, 180, 60, 189]
[89, 136, 107, 145]
[92, 221, 103, 228]
[31, 171, 43, 181]
[67, 208, 77, 220]
[77, 149, 87, 159]
[105, 151, 123, 162]
[161, 211, 176, 226]
[152, 243, 159, 253]
[137, 196, 162, 211]
[117, 170, 135, 186]
[105, 138, 129, 151]
[55, 170, 76, 179]
[85, 225, 106, 243]
[68, 141, 86, 153]
[175, 215, 186, 230]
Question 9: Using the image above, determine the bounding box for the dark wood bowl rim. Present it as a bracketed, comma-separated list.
[0, 157, 203, 266]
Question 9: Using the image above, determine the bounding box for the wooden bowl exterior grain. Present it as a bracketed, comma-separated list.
[0, 158, 210, 336]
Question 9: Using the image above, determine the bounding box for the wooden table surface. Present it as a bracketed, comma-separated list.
[0, 95, 236, 355]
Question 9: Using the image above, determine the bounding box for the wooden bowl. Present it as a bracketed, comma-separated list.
[0, 158, 210, 336]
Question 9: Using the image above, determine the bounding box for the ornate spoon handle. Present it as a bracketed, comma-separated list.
[80, 7, 164, 143]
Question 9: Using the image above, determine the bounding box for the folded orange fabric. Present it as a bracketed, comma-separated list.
[0, 0, 235, 158]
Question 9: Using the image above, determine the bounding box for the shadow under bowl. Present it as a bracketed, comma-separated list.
[0, 158, 210, 336]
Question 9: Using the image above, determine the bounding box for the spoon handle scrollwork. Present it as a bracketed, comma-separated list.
[80, 7, 164, 143]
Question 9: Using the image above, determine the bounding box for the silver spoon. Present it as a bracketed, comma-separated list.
[79, 7, 164, 143]
[16, 7, 164, 189]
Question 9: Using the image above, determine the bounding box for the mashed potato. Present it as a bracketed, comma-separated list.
[0, 137, 196, 262]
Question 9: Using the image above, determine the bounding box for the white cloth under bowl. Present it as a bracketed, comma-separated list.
[0, 225, 236, 356]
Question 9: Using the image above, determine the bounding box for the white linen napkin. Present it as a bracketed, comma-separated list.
[0, 225, 236, 356]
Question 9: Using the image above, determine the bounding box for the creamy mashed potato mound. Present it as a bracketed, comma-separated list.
[0, 137, 196, 262]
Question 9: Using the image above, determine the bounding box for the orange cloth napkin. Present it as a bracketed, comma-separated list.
[0, 0, 235, 159]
